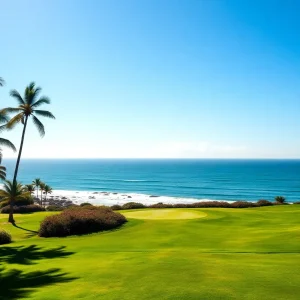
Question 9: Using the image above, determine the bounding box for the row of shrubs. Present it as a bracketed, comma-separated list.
[39, 206, 127, 237]
[1, 205, 45, 214]
[110, 199, 297, 210]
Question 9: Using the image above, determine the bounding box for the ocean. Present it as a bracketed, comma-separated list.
[2, 159, 300, 204]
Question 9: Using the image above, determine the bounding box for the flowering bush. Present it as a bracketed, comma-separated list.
[39, 206, 127, 237]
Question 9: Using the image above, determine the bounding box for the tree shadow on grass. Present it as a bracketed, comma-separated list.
[12, 223, 38, 234]
[0, 245, 77, 299]
[0, 245, 74, 265]
[0, 267, 77, 300]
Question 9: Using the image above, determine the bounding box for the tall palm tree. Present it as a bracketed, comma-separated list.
[32, 178, 42, 203]
[0, 180, 30, 223]
[1, 82, 55, 192]
[0, 78, 16, 184]
[40, 182, 45, 206]
[43, 184, 52, 207]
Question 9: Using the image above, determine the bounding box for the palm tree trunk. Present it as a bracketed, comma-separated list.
[36, 187, 39, 202]
[9, 116, 28, 223]
[41, 189, 43, 207]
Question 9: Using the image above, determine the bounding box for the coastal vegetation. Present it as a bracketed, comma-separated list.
[0, 205, 299, 299]
[0, 180, 31, 213]
[0, 82, 55, 223]
[39, 206, 127, 237]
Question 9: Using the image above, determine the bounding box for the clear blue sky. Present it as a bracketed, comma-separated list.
[0, 0, 299, 158]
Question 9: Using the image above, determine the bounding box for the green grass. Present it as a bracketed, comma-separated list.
[0, 206, 300, 299]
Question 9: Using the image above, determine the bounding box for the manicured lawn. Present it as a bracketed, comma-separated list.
[0, 206, 300, 299]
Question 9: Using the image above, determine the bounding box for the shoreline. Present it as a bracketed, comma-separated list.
[48, 189, 232, 206]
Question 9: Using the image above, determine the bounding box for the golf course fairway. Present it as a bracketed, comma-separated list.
[0, 205, 300, 300]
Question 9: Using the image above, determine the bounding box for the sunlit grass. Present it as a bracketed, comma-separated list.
[0, 206, 300, 299]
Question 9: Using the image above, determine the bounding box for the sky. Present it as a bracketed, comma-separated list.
[0, 0, 300, 159]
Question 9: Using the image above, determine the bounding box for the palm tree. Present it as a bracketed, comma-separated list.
[43, 184, 52, 206]
[40, 182, 45, 206]
[32, 178, 42, 204]
[0, 180, 31, 223]
[24, 184, 35, 194]
[1, 82, 55, 192]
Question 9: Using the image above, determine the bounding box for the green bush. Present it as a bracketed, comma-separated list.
[110, 204, 122, 210]
[39, 206, 127, 237]
[46, 205, 64, 211]
[275, 196, 286, 204]
[1, 205, 45, 214]
[122, 202, 145, 209]
[0, 230, 11, 245]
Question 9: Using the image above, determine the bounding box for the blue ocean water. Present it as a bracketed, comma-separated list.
[2, 159, 300, 202]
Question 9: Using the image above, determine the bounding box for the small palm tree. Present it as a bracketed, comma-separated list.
[0, 180, 30, 223]
[43, 185, 52, 206]
[32, 178, 42, 203]
[25, 184, 35, 194]
[40, 182, 46, 206]
[1, 82, 55, 186]
[275, 196, 286, 204]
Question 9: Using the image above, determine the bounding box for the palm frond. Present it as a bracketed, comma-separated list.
[25, 82, 42, 105]
[0, 112, 9, 124]
[0, 171, 6, 180]
[6, 113, 24, 129]
[34, 110, 55, 119]
[0, 107, 23, 115]
[0, 138, 16, 152]
[10, 90, 25, 105]
[32, 97, 51, 108]
[0, 125, 8, 134]
[32, 115, 45, 137]
[0, 77, 5, 87]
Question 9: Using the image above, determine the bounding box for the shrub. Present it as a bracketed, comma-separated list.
[46, 205, 64, 211]
[256, 199, 274, 206]
[39, 206, 127, 237]
[0, 197, 34, 208]
[80, 202, 93, 207]
[122, 202, 145, 209]
[149, 202, 173, 208]
[0, 230, 12, 245]
[293, 201, 300, 204]
[231, 201, 257, 208]
[191, 201, 232, 208]
[1, 205, 45, 214]
[111, 204, 122, 210]
[275, 196, 286, 204]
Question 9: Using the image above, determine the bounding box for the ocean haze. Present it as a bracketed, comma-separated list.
[2, 159, 300, 202]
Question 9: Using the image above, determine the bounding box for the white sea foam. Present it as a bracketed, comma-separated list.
[49, 189, 229, 206]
